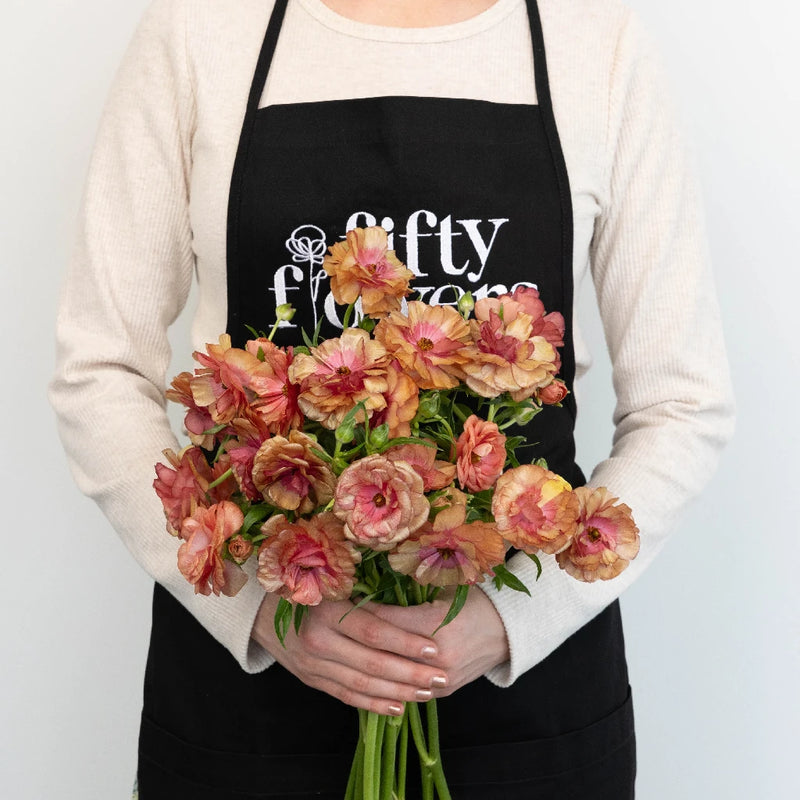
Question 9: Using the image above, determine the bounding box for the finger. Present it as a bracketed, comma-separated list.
[300, 620, 448, 691]
[309, 674, 407, 717]
[339, 605, 440, 661]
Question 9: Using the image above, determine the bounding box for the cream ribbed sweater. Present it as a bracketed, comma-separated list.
[50, 0, 735, 685]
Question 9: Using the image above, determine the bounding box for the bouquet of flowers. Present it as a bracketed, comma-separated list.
[154, 226, 639, 799]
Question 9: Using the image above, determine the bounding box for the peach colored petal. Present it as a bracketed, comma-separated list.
[456, 415, 507, 492]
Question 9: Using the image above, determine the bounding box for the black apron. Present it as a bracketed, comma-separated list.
[138, 1, 635, 796]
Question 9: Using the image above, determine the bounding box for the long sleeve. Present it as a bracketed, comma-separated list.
[482, 7, 735, 687]
[49, 0, 273, 673]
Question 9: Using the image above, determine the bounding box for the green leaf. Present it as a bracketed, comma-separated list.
[293, 603, 309, 635]
[339, 592, 377, 623]
[242, 505, 272, 535]
[274, 598, 293, 646]
[524, 551, 543, 580]
[534, 458, 549, 470]
[492, 564, 531, 596]
[244, 324, 267, 339]
[432, 584, 470, 634]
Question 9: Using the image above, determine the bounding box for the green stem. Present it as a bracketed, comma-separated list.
[374, 714, 387, 800]
[356, 709, 367, 800]
[426, 699, 452, 800]
[342, 301, 356, 330]
[408, 703, 433, 765]
[206, 467, 233, 491]
[487, 401, 497, 423]
[395, 707, 409, 800]
[364, 711, 380, 800]
[380, 714, 402, 800]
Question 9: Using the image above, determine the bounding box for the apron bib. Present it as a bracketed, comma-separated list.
[138, 1, 635, 796]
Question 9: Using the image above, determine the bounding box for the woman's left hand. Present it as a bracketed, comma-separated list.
[365, 587, 510, 697]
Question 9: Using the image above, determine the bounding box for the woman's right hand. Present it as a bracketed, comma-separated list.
[251, 592, 449, 716]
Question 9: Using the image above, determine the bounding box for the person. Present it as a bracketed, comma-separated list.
[50, 0, 735, 797]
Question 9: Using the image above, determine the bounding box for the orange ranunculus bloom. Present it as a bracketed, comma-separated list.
[556, 486, 640, 582]
[374, 302, 471, 390]
[251, 431, 337, 515]
[385, 441, 456, 492]
[257, 512, 360, 605]
[388, 504, 505, 587]
[323, 226, 413, 317]
[370, 360, 420, 438]
[461, 304, 560, 401]
[456, 415, 507, 492]
[288, 328, 390, 429]
[333, 454, 429, 551]
[153, 446, 236, 536]
[492, 464, 579, 555]
[177, 501, 248, 597]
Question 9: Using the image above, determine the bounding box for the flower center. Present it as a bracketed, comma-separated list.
[373, 493, 387, 507]
[470, 453, 481, 465]
[281, 384, 289, 396]
[417, 337, 434, 351]
[438, 548, 454, 561]
[587, 527, 601, 542]
[336, 365, 351, 376]
[365, 262, 377, 274]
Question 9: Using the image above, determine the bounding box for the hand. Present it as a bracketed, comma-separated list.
[251, 592, 450, 716]
[366, 588, 510, 697]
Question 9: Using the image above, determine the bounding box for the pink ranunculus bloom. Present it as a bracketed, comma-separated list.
[492, 464, 579, 555]
[165, 371, 217, 450]
[177, 501, 248, 597]
[556, 486, 640, 582]
[227, 535, 254, 565]
[374, 302, 472, 390]
[456, 415, 507, 492]
[244, 338, 303, 434]
[333, 454, 429, 551]
[385, 442, 456, 492]
[461, 308, 560, 402]
[257, 512, 361, 605]
[153, 446, 236, 536]
[388, 504, 505, 587]
[190, 334, 289, 426]
[251, 431, 337, 514]
[225, 413, 272, 502]
[288, 328, 390, 430]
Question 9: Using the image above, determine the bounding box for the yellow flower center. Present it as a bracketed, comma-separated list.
[470, 453, 481, 465]
[365, 262, 378, 274]
[336, 365, 351, 376]
[373, 493, 386, 507]
[587, 527, 601, 542]
[281, 384, 289, 396]
[439, 548, 454, 561]
[417, 337, 434, 351]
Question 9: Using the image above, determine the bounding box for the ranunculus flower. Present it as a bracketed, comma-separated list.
[153, 447, 236, 536]
[244, 338, 302, 434]
[385, 442, 456, 492]
[492, 464, 579, 555]
[537, 379, 569, 406]
[388, 504, 505, 586]
[177, 501, 248, 597]
[251, 431, 337, 514]
[333, 454, 428, 551]
[369, 360, 419, 438]
[556, 487, 640, 582]
[289, 328, 390, 429]
[190, 335, 289, 426]
[227, 535, 254, 564]
[461, 305, 560, 401]
[257, 513, 360, 605]
[165, 371, 217, 450]
[374, 302, 471, 390]
[456, 415, 507, 492]
[323, 226, 414, 318]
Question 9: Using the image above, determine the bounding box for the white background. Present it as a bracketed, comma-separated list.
[2, 0, 798, 797]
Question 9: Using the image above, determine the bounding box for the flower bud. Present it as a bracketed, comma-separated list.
[415, 392, 440, 421]
[275, 303, 296, 322]
[457, 291, 475, 318]
[369, 423, 390, 449]
[510, 404, 540, 427]
[335, 415, 356, 444]
[228, 535, 254, 564]
[538, 380, 569, 406]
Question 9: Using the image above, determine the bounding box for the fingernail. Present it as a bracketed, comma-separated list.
[431, 675, 447, 688]
[415, 689, 433, 701]
[388, 703, 404, 716]
[421, 645, 437, 658]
